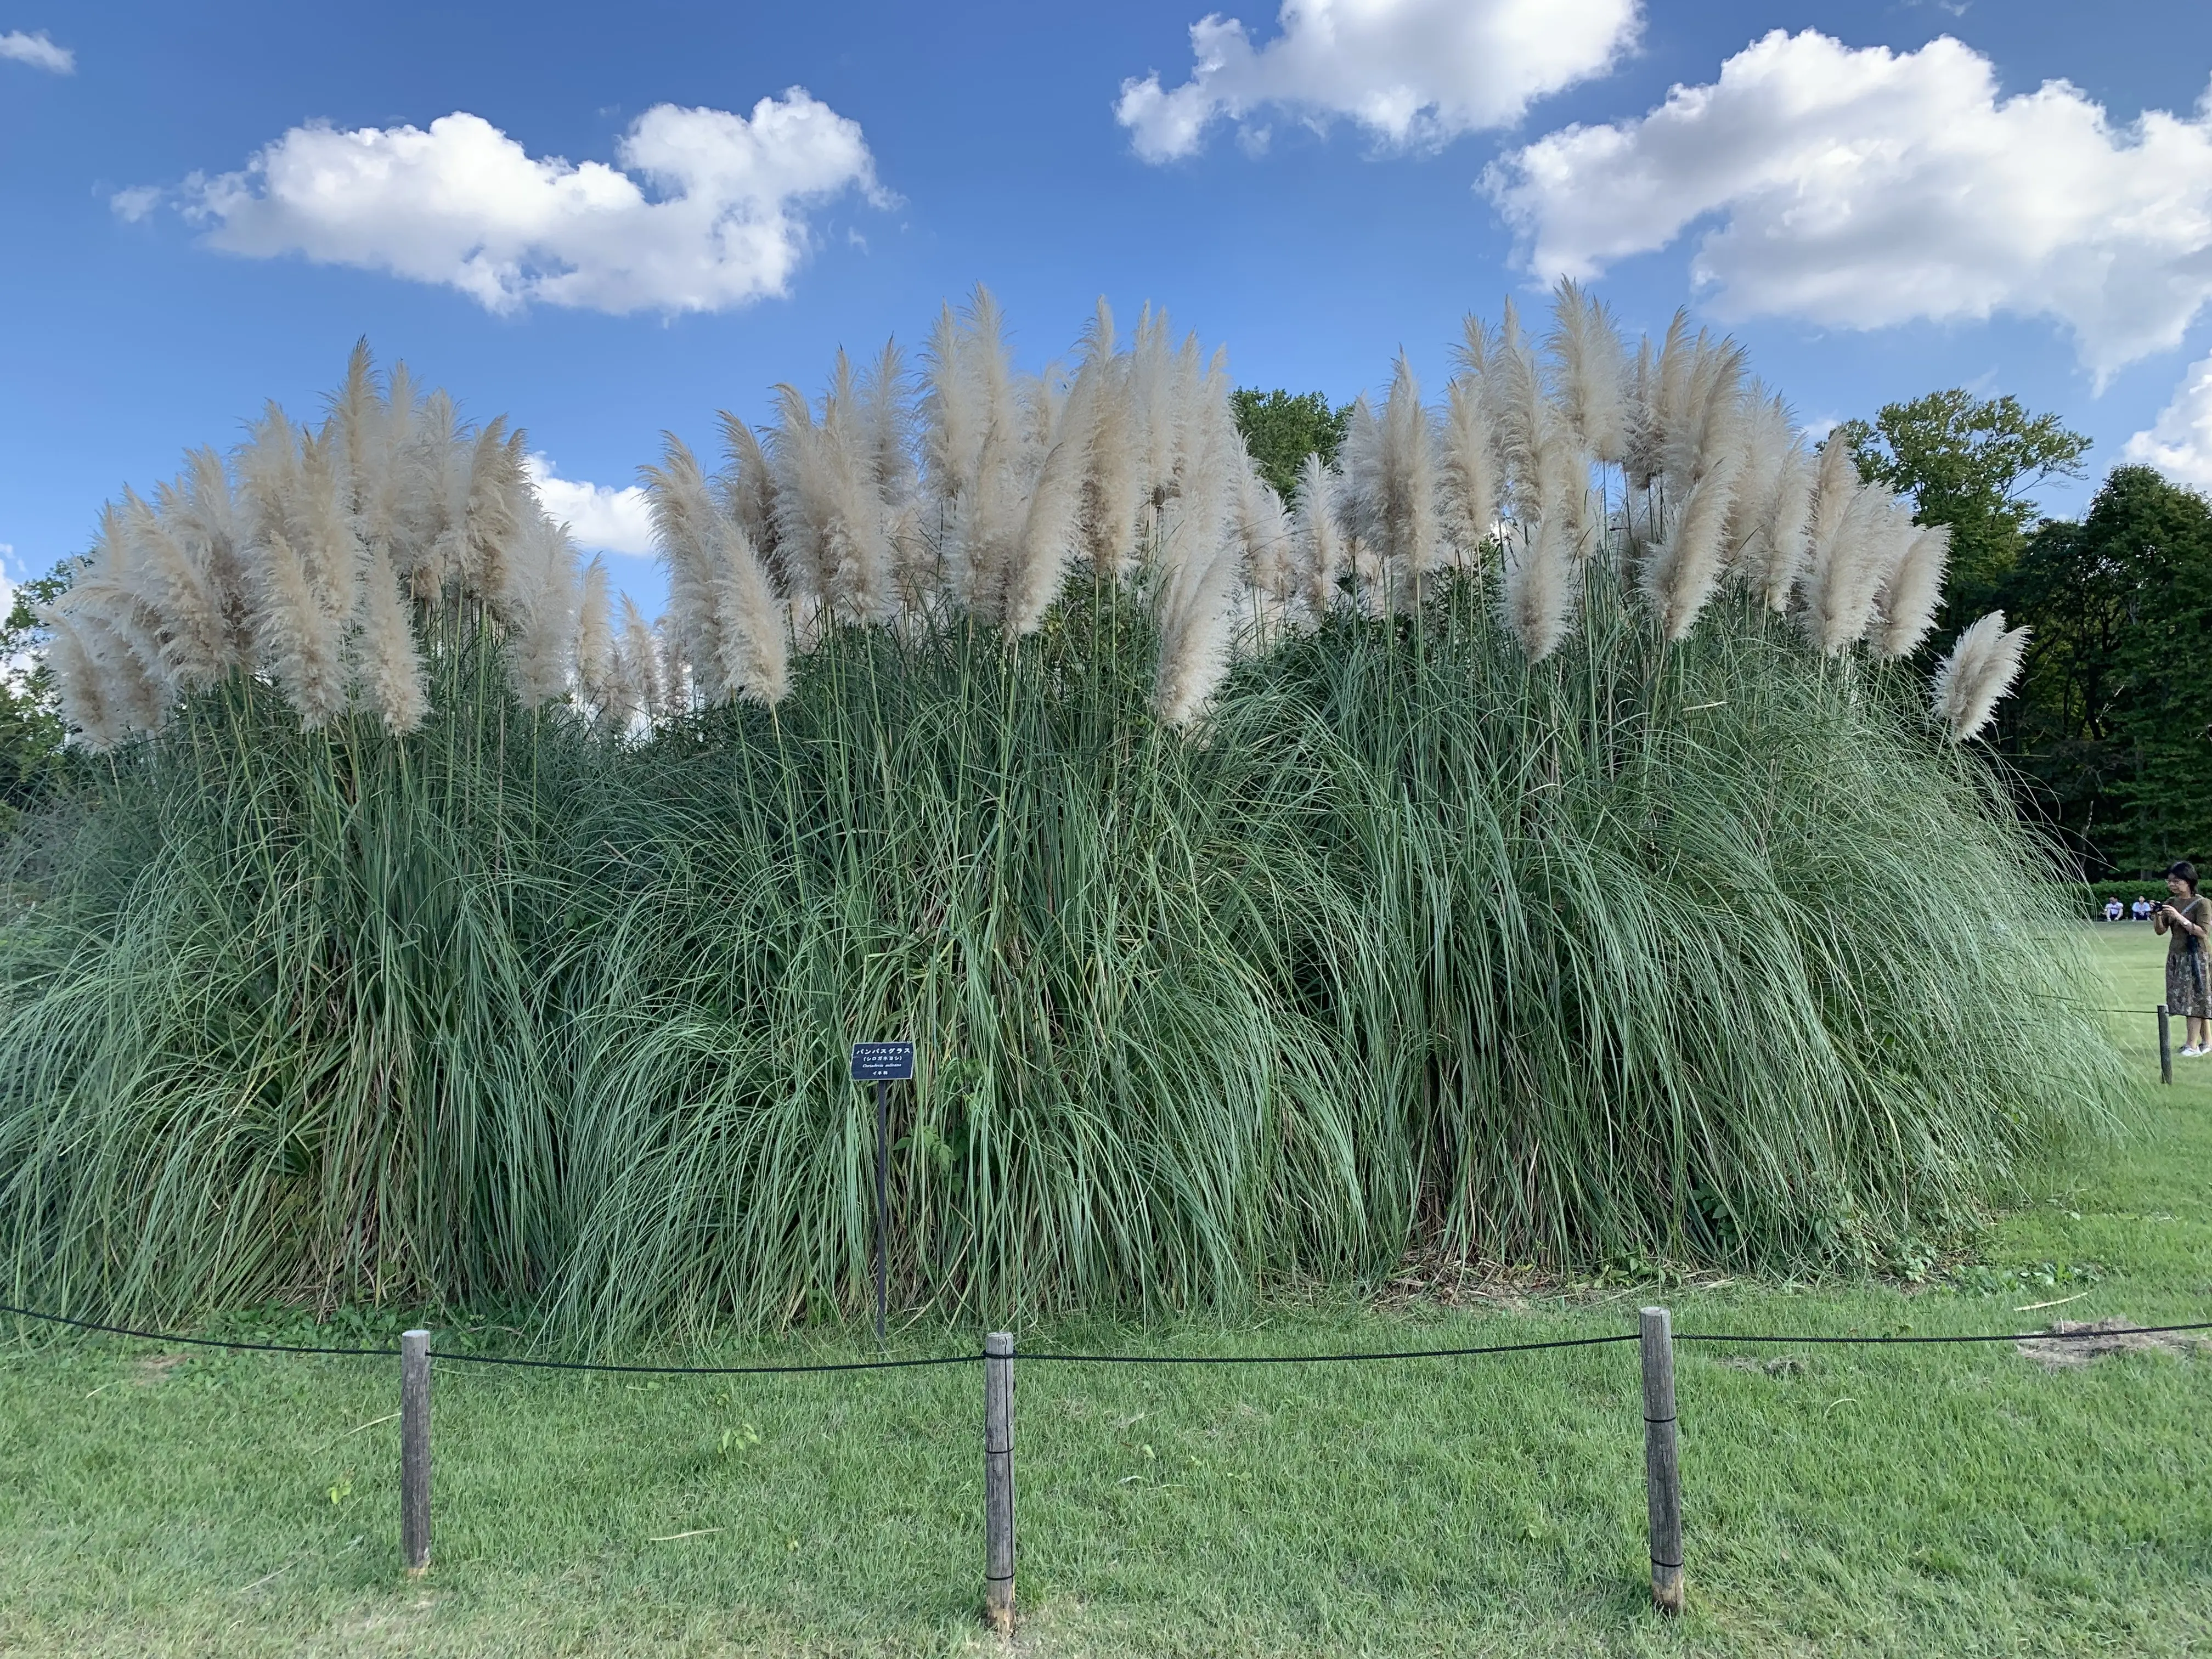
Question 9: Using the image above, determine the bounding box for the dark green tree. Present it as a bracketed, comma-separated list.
[1839, 390, 2091, 624]
[0, 561, 78, 828]
[2000, 466, 2212, 874]
[1229, 388, 1352, 500]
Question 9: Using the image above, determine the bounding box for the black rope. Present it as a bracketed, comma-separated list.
[0, 1303, 971, 1374]
[1674, 1321, 2212, 1346]
[425, 1349, 975, 1376]
[0, 1303, 398, 1357]
[9, 1300, 2203, 1372]
[1012, 1333, 1639, 1364]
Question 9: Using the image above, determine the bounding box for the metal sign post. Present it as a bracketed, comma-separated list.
[851, 1042, 915, 1346]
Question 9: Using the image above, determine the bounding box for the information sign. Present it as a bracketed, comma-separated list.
[851, 1041, 916, 1082]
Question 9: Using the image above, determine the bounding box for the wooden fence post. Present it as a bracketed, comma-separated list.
[2159, 1004, 2173, 1086]
[1639, 1307, 1683, 1615]
[984, 1331, 1015, 1633]
[400, 1329, 431, 1576]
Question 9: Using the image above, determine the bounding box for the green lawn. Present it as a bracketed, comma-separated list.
[2, 924, 2207, 1657]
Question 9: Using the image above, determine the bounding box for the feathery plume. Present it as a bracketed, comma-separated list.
[1073, 299, 1142, 578]
[1002, 365, 1090, 635]
[715, 416, 788, 597]
[1233, 460, 1295, 630]
[118, 486, 225, 691]
[1547, 280, 1627, 465]
[42, 608, 116, 751]
[1293, 453, 1346, 618]
[351, 545, 428, 732]
[237, 407, 348, 727]
[576, 557, 614, 709]
[613, 595, 661, 732]
[1724, 391, 1813, 611]
[644, 436, 733, 685]
[1874, 524, 1950, 659]
[1641, 451, 1742, 641]
[1437, 373, 1500, 569]
[709, 518, 791, 704]
[1500, 511, 1575, 661]
[1932, 611, 2030, 741]
[1372, 353, 1438, 608]
[504, 511, 581, 709]
[656, 614, 690, 718]
[1153, 371, 1242, 724]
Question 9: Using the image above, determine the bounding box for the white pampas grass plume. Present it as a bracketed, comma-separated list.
[459, 419, 522, 607]
[42, 607, 116, 751]
[1002, 369, 1089, 635]
[715, 415, 788, 597]
[645, 435, 733, 686]
[351, 546, 428, 732]
[1667, 336, 1746, 492]
[1724, 391, 1812, 611]
[1437, 373, 1500, 569]
[576, 557, 614, 709]
[238, 407, 348, 727]
[769, 358, 895, 623]
[1130, 303, 1185, 522]
[118, 486, 225, 691]
[1874, 524, 1950, 659]
[1807, 486, 1915, 653]
[856, 339, 915, 509]
[1500, 511, 1575, 661]
[1073, 299, 1142, 578]
[612, 595, 660, 732]
[1293, 452, 1346, 617]
[1547, 280, 1627, 465]
[656, 614, 690, 718]
[643, 433, 789, 704]
[1153, 383, 1242, 725]
[1932, 611, 2031, 741]
[397, 388, 467, 597]
[165, 445, 255, 666]
[709, 518, 791, 704]
[1641, 451, 1741, 641]
[1372, 353, 1438, 607]
[1233, 460, 1295, 631]
[1803, 433, 1858, 590]
[1622, 334, 1660, 492]
[505, 511, 581, 709]
[919, 286, 1028, 618]
[1484, 302, 1545, 517]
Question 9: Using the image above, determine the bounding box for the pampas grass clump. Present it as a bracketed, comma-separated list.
[0, 289, 2117, 1341]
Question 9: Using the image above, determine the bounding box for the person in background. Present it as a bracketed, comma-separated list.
[2105, 896, 2126, 922]
[2135, 896, 2155, 922]
[2154, 861, 2211, 1057]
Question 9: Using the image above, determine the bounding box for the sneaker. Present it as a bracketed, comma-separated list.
[2184, 1045, 2206, 1058]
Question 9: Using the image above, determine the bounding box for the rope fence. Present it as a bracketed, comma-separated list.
[8, 1297, 2208, 1622]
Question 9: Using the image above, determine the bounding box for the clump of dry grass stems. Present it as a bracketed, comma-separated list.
[0, 290, 2112, 1340]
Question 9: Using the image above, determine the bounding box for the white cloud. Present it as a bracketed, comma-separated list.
[172, 91, 882, 315]
[0, 30, 72, 73]
[523, 455, 656, 555]
[1485, 31, 2212, 381]
[109, 185, 160, 223]
[2124, 351, 2212, 489]
[1116, 0, 1639, 163]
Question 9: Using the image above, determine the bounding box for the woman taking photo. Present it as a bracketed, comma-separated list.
[2155, 861, 2211, 1057]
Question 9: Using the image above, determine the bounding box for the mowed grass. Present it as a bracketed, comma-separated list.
[0, 924, 2205, 1658]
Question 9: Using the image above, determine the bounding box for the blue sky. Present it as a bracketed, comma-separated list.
[5, 0, 2212, 617]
